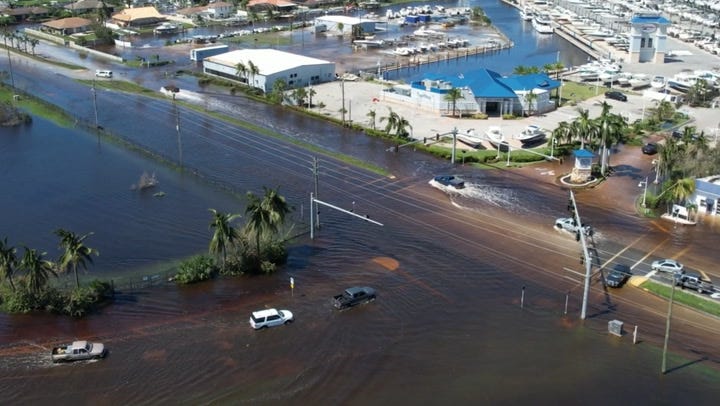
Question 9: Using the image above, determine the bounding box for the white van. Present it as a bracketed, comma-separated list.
[95, 70, 113, 78]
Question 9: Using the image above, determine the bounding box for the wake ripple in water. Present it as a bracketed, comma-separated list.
[429, 179, 522, 210]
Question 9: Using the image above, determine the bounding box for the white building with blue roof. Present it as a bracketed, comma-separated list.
[382, 68, 560, 117]
[628, 13, 671, 64]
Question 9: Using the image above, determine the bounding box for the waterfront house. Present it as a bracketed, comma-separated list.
[64, 0, 114, 15]
[111, 6, 165, 27]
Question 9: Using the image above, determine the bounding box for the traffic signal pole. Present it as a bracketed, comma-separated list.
[569, 190, 592, 320]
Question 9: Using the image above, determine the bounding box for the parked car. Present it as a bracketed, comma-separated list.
[604, 91, 627, 101]
[249, 308, 294, 330]
[432, 175, 464, 189]
[95, 70, 113, 78]
[651, 258, 684, 273]
[606, 264, 632, 288]
[554, 217, 593, 236]
[333, 286, 376, 310]
[642, 143, 658, 155]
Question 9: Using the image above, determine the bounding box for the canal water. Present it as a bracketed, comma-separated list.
[2, 1, 720, 404]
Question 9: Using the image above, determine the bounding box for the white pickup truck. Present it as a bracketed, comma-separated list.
[51, 340, 106, 363]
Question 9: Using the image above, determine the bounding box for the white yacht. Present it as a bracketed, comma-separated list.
[485, 126, 505, 148]
[519, 7, 535, 21]
[532, 13, 554, 34]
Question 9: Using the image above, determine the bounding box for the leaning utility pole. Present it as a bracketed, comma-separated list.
[340, 77, 346, 124]
[92, 80, 99, 129]
[569, 190, 593, 320]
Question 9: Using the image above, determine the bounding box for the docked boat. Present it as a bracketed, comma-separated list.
[519, 7, 534, 21]
[666, 73, 695, 93]
[514, 125, 546, 145]
[598, 70, 620, 84]
[629, 73, 651, 89]
[154, 22, 179, 35]
[532, 13, 554, 34]
[616, 72, 633, 87]
[353, 39, 386, 48]
[650, 75, 666, 90]
[586, 27, 614, 38]
[485, 126, 505, 148]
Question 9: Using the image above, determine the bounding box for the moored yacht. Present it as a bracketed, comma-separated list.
[650, 75, 666, 90]
[629, 74, 651, 89]
[532, 13, 554, 34]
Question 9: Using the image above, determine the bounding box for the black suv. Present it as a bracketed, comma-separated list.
[605, 91, 628, 102]
[606, 264, 632, 288]
[642, 143, 658, 155]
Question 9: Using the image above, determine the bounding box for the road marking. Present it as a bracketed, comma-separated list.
[651, 220, 670, 233]
[599, 234, 646, 270]
[634, 238, 670, 272]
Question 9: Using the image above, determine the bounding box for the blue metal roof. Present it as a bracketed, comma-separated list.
[424, 69, 559, 98]
[573, 149, 595, 158]
[630, 15, 671, 25]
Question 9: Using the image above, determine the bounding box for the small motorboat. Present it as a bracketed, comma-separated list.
[650, 75, 666, 90]
[514, 125, 546, 145]
[629, 73, 651, 89]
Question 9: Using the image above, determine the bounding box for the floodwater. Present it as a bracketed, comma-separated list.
[2, 1, 720, 404]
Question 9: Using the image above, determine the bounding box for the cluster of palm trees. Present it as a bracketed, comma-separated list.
[208, 187, 292, 273]
[0, 230, 98, 298]
[235, 60, 260, 86]
[552, 101, 627, 176]
[377, 107, 412, 137]
[1, 29, 40, 56]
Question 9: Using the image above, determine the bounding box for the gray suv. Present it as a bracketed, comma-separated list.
[675, 272, 714, 294]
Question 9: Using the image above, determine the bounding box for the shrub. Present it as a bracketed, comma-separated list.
[502, 113, 517, 120]
[174, 255, 218, 284]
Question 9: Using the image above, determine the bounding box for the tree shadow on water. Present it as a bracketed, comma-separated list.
[608, 164, 642, 179]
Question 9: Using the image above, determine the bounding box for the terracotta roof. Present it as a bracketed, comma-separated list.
[247, 0, 297, 8]
[43, 17, 93, 29]
[112, 6, 162, 22]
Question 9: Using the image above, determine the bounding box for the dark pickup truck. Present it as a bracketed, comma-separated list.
[333, 287, 376, 309]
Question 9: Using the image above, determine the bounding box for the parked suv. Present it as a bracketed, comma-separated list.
[249, 308, 293, 329]
[606, 264, 632, 288]
[675, 272, 714, 294]
[604, 91, 627, 102]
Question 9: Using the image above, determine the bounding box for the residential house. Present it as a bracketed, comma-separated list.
[112, 6, 164, 27]
[41, 17, 93, 35]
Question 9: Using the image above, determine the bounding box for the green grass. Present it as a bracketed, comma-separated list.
[0, 44, 87, 71]
[78, 79, 159, 96]
[559, 81, 610, 106]
[640, 280, 720, 317]
[0, 84, 75, 127]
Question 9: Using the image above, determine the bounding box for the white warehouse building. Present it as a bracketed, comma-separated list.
[314, 15, 376, 35]
[202, 49, 336, 93]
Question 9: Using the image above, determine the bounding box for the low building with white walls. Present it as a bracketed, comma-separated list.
[202, 49, 336, 93]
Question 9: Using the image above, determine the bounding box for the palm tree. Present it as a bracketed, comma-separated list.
[663, 177, 696, 206]
[235, 62, 247, 83]
[292, 87, 308, 106]
[523, 91, 538, 116]
[247, 60, 259, 86]
[653, 100, 675, 123]
[208, 209, 241, 270]
[244, 187, 290, 261]
[572, 107, 596, 149]
[306, 86, 316, 108]
[20, 247, 56, 296]
[55, 229, 99, 289]
[395, 116, 412, 138]
[269, 79, 288, 104]
[0, 237, 18, 291]
[366, 108, 377, 130]
[552, 120, 573, 145]
[594, 101, 626, 175]
[380, 107, 399, 134]
[443, 88, 463, 117]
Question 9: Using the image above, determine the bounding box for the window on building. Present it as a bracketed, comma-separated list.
[641, 38, 645, 48]
[648, 38, 653, 48]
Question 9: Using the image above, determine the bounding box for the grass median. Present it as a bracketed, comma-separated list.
[640, 279, 720, 317]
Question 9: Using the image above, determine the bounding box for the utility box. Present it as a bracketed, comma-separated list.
[608, 320, 624, 337]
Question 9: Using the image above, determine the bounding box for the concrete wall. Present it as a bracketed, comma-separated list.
[25, 28, 124, 62]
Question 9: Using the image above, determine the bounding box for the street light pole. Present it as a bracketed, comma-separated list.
[661, 270, 676, 374]
[570, 191, 592, 320]
[641, 177, 648, 207]
[451, 127, 457, 164]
